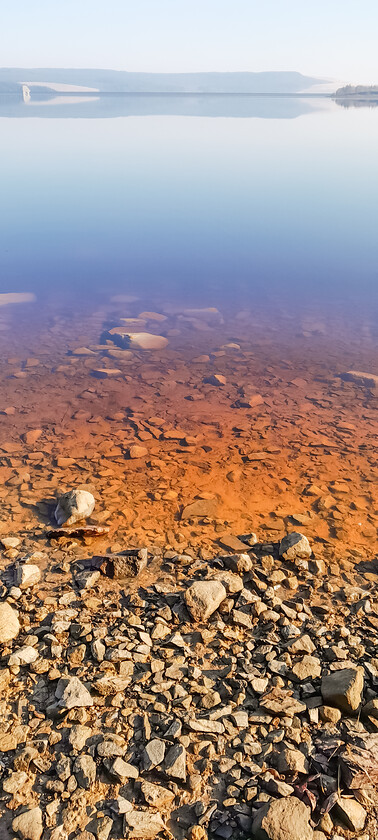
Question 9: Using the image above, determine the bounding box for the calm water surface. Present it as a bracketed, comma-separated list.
[1, 95, 378, 318]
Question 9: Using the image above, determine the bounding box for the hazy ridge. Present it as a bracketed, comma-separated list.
[0, 68, 322, 93]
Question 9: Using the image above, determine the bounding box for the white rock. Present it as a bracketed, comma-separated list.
[127, 332, 169, 350]
[56, 676, 93, 709]
[54, 488, 95, 526]
[185, 580, 227, 621]
[0, 602, 20, 643]
[279, 532, 311, 561]
[9, 645, 38, 666]
[16, 564, 41, 590]
[12, 807, 43, 840]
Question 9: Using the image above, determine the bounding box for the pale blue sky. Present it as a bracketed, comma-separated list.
[1, 0, 377, 84]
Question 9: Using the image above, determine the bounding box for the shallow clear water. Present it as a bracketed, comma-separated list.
[1, 95, 378, 316]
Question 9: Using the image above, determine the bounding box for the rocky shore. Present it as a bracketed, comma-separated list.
[0, 509, 377, 839]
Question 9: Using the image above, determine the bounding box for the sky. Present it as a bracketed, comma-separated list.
[1, 0, 378, 84]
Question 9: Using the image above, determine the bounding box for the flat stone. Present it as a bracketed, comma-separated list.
[321, 667, 364, 713]
[279, 532, 311, 561]
[335, 797, 367, 832]
[164, 744, 187, 782]
[3, 770, 28, 793]
[218, 534, 252, 553]
[56, 677, 93, 709]
[252, 796, 313, 840]
[73, 754, 96, 788]
[123, 810, 165, 838]
[291, 655, 321, 682]
[184, 580, 226, 621]
[9, 645, 39, 666]
[16, 564, 41, 590]
[143, 738, 165, 770]
[0, 733, 18, 751]
[108, 757, 139, 782]
[12, 807, 43, 840]
[340, 370, 378, 389]
[181, 499, 218, 520]
[0, 601, 20, 643]
[129, 445, 148, 459]
[277, 748, 309, 775]
[92, 368, 122, 378]
[141, 780, 175, 808]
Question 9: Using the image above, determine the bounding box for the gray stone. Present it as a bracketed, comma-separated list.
[73, 754, 96, 789]
[279, 532, 311, 561]
[12, 807, 43, 840]
[0, 601, 20, 643]
[143, 738, 165, 770]
[184, 580, 227, 621]
[321, 667, 364, 713]
[252, 796, 313, 840]
[69, 725, 92, 751]
[164, 744, 187, 782]
[277, 748, 309, 775]
[54, 488, 95, 526]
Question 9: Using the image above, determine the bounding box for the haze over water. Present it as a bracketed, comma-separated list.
[1, 95, 378, 322]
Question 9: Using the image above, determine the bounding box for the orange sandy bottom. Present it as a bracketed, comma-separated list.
[0, 298, 377, 564]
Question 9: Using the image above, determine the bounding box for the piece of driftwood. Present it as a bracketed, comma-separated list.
[339, 741, 378, 789]
[47, 525, 110, 539]
[90, 549, 148, 579]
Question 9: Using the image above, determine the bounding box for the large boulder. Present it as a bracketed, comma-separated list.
[0, 602, 20, 643]
[54, 488, 95, 526]
[185, 580, 227, 621]
[321, 667, 364, 713]
[252, 796, 313, 840]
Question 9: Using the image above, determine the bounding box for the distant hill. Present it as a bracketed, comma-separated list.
[0, 68, 323, 94]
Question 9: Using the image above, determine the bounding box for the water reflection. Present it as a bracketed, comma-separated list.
[0, 92, 328, 120]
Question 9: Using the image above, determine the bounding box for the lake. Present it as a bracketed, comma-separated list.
[0, 94, 377, 561]
[1, 94, 378, 316]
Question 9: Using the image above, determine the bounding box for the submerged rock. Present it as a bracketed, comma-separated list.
[340, 370, 378, 389]
[106, 328, 168, 350]
[54, 488, 95, 526]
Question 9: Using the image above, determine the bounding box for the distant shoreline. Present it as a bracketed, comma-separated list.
[1, 90, 334, 98]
